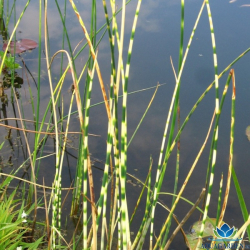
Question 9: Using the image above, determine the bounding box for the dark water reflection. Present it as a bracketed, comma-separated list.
[1, 0, 250, 248]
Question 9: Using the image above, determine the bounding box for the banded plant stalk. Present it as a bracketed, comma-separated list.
[166, 44, 250, 162]
[55, 0, 96, 216]
[202, 70, 234, 225]
[40, 4, 92, 244]
[230, 77, 250, 243]
[90, 0, 142, 248]
[119, 0, 142, 247]
[216, 173, 223, 226]
[49, 49, 79, 247]
[218, 70, 250, 246]
[226, 71, 250, 246]
[153, 69, 234, 249]
[218, 69, 235, 226]
[97, 102, 115, 250]
[117, 0, 141, 246]
[196, 1, 220, 247]
[162, 0, 185, 245]
[68, 0, 111, 223]
[135, 40, 249, 250]
[68, 0, 111, 120]
[107, 1, 121, 248]
[152, 109, 216, 249]
[82, 56, 98, 249]
[136, 4, 250, 247]
[95, 1, 119, 249]
[5, 1, 250, 249]
[95, 0, 143, 248]
[108, 10, 128, 246]
[135, 2, 206, 248]
[44, 1, 62, 246]
[81, 1, 98, 248]
[66, 1, 125, 249]
[99, 2, 129, 246]
[114, 0, 131, 242]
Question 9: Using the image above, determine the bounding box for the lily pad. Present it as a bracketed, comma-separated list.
[246, 126, 250, 141]
[186, 218, 224, 249]
[3, 39, 38, 54]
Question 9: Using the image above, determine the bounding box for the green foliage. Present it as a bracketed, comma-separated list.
[0, 51, 21, 70]
[0, 0, 250, 249]
[0, 187, 43, 249]
[186, 218, 223, 249]
[232, 167, 250, 241]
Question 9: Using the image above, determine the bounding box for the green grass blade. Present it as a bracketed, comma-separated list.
[148, 3, 206, 248]
[232, 167, 250, 240]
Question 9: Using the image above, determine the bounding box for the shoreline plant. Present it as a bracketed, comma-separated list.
[0, 0, 250, 249]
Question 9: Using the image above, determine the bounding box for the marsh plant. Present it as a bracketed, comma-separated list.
[0, 0, 250, 249]
[0, 175, 43, 249]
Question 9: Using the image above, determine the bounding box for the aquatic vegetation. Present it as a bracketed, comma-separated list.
[0, 0, 249, 249]
[245, 125, 250, 141]
[0, 180, 43, 249]
[3, 39, 38, 54]
[186, 218, 222, 249]
[0, 51, 21, 70]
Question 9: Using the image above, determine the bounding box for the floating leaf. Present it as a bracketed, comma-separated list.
[185, 218, 224, 249]
[3, 39, 38, 54]
[246, 126, 250, 141]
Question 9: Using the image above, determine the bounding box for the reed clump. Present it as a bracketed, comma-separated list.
[0, 0, 250, 249]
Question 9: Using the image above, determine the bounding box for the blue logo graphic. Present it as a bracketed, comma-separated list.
[214, 223, 236, 239]
[209, 223, 242, 242]
[202, 222, 246, 249]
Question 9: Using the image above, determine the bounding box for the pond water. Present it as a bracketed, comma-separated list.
[1, 0, 250, 249]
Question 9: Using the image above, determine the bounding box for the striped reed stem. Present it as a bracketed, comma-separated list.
[196, 1, 219, 247]
[145, 2, 206, 248]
